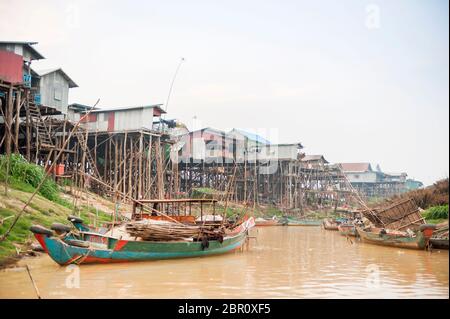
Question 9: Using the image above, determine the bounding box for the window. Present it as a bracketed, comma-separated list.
[205, 140, 218, 150]
[54, 87, 62, 101]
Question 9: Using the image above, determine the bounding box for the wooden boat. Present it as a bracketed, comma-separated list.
[430, 238, 449, 250]
[430, 223, 449, 250]
[255, 217, 279, 226]
[356, 224, 436, 250]
[323, 218, 340, 230]
[281, 217, 322, 226]
[30, 217, 255, 265]
[338, 223, 357, 237]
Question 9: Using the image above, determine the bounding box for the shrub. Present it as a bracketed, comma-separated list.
[424, 205, 448, 220]
[0, 154, 61, 202]
[375, 178, 449, 209]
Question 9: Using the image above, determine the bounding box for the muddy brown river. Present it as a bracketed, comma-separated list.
[0, 227, 448, 298]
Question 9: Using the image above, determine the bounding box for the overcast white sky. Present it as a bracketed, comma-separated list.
[1, 0, 448, 185]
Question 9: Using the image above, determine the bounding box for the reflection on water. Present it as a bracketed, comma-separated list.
[0, 227, 448, 298]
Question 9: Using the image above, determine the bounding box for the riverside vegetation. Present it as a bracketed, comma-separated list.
[0, 154, 113, 266]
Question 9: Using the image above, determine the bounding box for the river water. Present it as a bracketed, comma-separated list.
[0, 226, 448, 298]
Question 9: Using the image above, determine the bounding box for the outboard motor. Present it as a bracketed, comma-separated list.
[419, 224, 437, 239]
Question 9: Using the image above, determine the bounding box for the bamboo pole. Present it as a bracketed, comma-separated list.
[26, 99, 31, 161]
[123, 131, 127, 195]
[5, 84, 13, 156]
[138, 131, 143, 199]
[14, 90, 21, 153]
[128, 139, 133, 198]
[221, 162, 238, 225]
[25, 265, 41, 299]
[77, 172, 185, 225]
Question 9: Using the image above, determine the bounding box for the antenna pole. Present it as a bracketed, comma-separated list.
[165, 57, 185, 113]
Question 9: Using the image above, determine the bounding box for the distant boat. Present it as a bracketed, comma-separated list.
[255, 217, 279, 227]
[430, 222, 449, 250]
[430, 238, 449, 250]
[323, 218, 340, 230]
[338, 223, 357, 237]
[281, 217, 322, 226]
[356, 224, 436, 250]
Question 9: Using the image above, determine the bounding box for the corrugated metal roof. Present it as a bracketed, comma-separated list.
[272, 143, 303, 149]
[302, 155, 329, 163]
[384, 172, 407, 177]
[68, 103, 97, 112]
[229, 129, 271, 144]
[0, 41, 38, 45]
[35, 68, 78, 88]
[189, 127, 226, 136]
[0, 41, 45, 60]
[339, 163, 372, 172]
[86, 104, 165, 114]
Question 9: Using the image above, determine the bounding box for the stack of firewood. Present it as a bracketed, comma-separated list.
[125, 221, 225, 241]
[433, 223, 449, 239]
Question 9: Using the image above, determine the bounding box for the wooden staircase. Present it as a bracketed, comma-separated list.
[28, 103, 54, 149]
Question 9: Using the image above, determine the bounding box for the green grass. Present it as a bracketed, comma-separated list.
[0, 191, 113, 266]
[263, 206, 284, 217]
[0, 190, 112, 266]
[422, 204, 448, 225]
[0, 204, 69, 263]
[191, 187, 225, 199]
[76, 205, 114, 225]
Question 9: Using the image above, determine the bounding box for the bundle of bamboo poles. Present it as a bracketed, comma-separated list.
[125, 221, 225, 242]
[433, 223, 449, 239]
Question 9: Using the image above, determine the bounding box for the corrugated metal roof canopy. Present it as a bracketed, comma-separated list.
[85, 104, 165, 114]
[68, 103, 97, 112]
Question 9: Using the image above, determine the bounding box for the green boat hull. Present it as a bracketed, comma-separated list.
[34, 230, 248, 265]
[357, 228, 431, 250]
[33, 218, 256, 265]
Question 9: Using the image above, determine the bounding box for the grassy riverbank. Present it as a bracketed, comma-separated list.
[0, 183, 114, 267]
[421, 205, 449, 225]
[0, 154, 118, 267]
